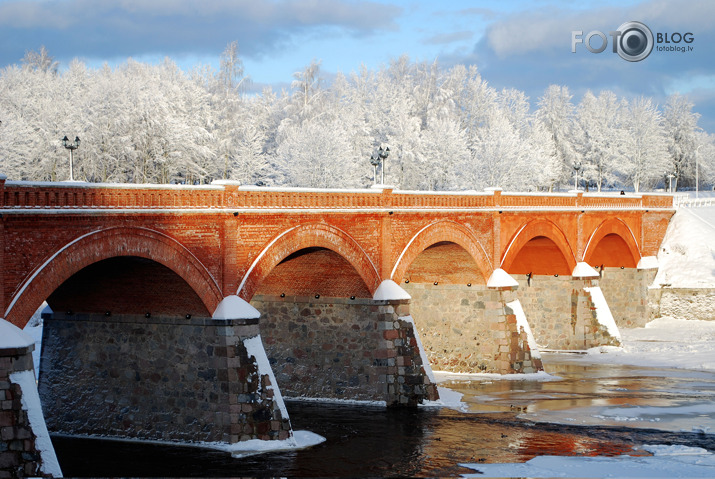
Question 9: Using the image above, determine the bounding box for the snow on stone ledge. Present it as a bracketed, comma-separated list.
[637, 255, 659, 270]
[399, 315, 435, 383]
[584, 286, 622, 341]
[572, 262, 599, 279]
[9, 370, 63, 477]
[0, 318, 35, 349]
[373, 280, 411, 301]
[243, 335, 292, 434]
[506, 300, 541, 359]
[487, 268, 519, 289]
[212, 295, 260, 320]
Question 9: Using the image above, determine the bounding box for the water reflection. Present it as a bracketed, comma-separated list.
[51, 355, 715, 477]
[447, 353, 715, 433]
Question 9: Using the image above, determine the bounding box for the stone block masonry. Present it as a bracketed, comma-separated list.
[0, 335, 59, 478]
[649, 288, 715, 322]
[516, 276, 620, 350]
[39, 313, 292, 446]
[598, 267, 657, 328]
[402, 283, 542, 374]
[251, 296, 438, 406]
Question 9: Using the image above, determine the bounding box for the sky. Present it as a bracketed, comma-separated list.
[0, 0, 714, 132]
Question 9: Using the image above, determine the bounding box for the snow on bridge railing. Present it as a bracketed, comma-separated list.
[674, 195, 715, 208]
[0, 177, 674, 211]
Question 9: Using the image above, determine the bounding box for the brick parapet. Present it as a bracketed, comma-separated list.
[0, 181, 674, 212]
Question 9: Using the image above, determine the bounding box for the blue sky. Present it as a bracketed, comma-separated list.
[1, 0, 714, 131]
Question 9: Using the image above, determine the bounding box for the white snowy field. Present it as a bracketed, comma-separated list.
[654, 206, 715, 288]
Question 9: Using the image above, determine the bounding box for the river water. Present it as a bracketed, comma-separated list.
[52, 355, 715, 477]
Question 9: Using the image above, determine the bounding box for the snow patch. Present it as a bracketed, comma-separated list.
[654, 207, 715, 288]
[212, 295, 260, 320]
[420, 386, 467, 411]
[242, 335, 292, 436]
[0, 318, 35, 349]
[486, 268, 519, 289]
[637, 255, 659, 270]
[571, 262, 599, 279]
[507, 299, 541, 359]
[208, 430, 324, 458]
[462, 445, 715, 478]
[373, 280, 411, 301]
[9, 370, 63, 477]
[583, 286, 621, 341]
[434, 370, 558, 382]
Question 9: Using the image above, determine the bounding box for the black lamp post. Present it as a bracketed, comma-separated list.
[61, 136, 81, 181]
[369, 154, 380, 185]
[370, 146, 390, 185]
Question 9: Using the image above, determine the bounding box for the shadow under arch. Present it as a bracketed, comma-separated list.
[583, 218, 641, 268]
[237, 222, 381, 301]
[501, 219, 577, 275]
[5, 226, 223, 328]
[390, 220, 492, 284]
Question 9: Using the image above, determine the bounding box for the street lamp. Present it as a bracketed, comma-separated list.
[667, 174, 675, 192]
[573, 161, 581, 191]
[369, 154, 380, 185]
[369, 146, 390, 185]
[61, 135, 80, 181]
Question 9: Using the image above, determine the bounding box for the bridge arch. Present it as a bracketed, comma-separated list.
[238, 223, 381, 301]
[5, 226, 223, 327]
[583, 218, 641, 268]
[501, 219, 577, 275]
[391, 220, 492, 284]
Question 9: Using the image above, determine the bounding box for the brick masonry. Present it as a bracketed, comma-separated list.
[402, 283, 542, 374]
[515, 276, 621, 350]
[0, 342, 52, 478]
[39, 313, 292, 445]
[251, 296, 438, 406]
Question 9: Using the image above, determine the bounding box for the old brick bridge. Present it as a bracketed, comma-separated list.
[0, 176, 673, 455]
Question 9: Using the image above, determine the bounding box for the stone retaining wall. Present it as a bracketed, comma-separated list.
[251, 296, 437, 406]
[39, 313, 291, 445]
[649, 288, 715, 321]
[400, 283, 541, 374]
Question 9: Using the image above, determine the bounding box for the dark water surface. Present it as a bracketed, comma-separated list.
[51, 357, 715, 477]
[52, 403, 715, 477]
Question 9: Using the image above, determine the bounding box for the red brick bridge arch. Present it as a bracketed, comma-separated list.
[501, 219, 578, 276]
[237, 222, 382, 301]
[5, 226, 223, 327]
[390, 220, 492, 285]
[583, 218, 641, 268]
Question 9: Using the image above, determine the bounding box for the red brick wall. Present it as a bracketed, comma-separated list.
[47, 256, 210, 317]
[254, 248, 371, 298]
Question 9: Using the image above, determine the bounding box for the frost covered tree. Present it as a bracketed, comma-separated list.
[618, 97, 669, 193]
[574, 91, 624, 191]
[662, 94, 701, 190]
[537, 85, 576, 189]
[0, 48, 711, 192]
